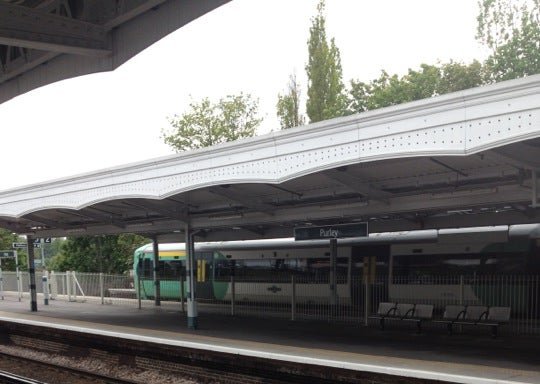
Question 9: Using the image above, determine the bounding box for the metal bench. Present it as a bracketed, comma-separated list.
[435, 305, 510, 337]
[370, 302, 434, 332]
[369, 302, 397, 329]
[433, 304, 467, 334]
[403, 304, 434, 333]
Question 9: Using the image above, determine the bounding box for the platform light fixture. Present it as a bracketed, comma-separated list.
[318, 200, 369, 210]
[65, 228, 86, 234]
[208, 213, 243, 220]
[127, 222, 154, 228]
[430, 187, 497, 200]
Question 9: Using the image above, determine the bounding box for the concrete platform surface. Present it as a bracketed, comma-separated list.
[0, 298, 538, 384]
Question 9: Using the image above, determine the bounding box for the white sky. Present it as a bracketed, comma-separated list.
[0, 0, 489, 191]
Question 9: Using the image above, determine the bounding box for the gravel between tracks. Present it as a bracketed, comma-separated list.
[0, 344, 199, 384]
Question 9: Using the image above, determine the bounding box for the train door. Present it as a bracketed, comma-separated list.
[195, 251, 214, 299]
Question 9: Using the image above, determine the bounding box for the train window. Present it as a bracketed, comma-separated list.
[138, 258, 185, 279]
[138, 259, 153, 279]
[304, 257, 348, 283]
[159, 260, 184, 279]
[392, 249, 528, 279]
[213, 257, 349, 283]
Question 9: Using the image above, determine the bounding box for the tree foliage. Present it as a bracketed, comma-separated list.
[47, 234, 148, 273]
[477, 0, 540, 81]
[0, 229, 15, 253]
[162, 94, 262, 152]
[276, 73, 305, 129]
[349, 61, 484, 113]
[305, 0, 347, 123]
[438, 60, 486, 93]
[0, 229, 23, 271]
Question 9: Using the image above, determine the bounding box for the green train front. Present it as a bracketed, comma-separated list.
[133, 243, 228, 301]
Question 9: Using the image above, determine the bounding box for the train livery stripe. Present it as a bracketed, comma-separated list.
[158, 251, 186, 257]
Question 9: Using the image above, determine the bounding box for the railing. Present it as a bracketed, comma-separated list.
[1, 271, 539, 335]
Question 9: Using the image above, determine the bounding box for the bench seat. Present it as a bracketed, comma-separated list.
[434, 305, 510, 337]
[370, 302, 433, 333]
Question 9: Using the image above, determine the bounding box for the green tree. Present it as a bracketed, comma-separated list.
[305, 0, 347, 123]
[0, 229, 22, 271]
[44, 238, 65, 260]
[47, 234, 147, 273]
[0, 229, 15, 251]
[349, 70, 409, 113]
[162, 93, 262, 152]
[349, 61, 485, 113]
[477, 0, 540, 81]
[438, 60, 485, 93]
[276, 73, 305, 129]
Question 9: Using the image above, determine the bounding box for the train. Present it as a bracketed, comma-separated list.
[133, 225, 540, 307]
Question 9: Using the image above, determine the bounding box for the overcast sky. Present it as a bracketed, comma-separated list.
[0, 0, 489, 191]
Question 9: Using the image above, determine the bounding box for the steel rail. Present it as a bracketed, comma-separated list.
[0, 369, 46, 384]
[0, 351, 137, 384]
[0, 348, 292, 384]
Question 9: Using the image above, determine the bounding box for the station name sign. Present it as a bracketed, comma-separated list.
[0, 250, 16, 258]
[294, 223, 368, 241]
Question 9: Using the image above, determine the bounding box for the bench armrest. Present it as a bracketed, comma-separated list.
[385, 307, 397, 316]
[455, 309, 466, 321]
[476, 310, 489, 324]
[401, 307, 415, 320]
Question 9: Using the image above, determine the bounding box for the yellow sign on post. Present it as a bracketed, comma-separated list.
[363, 256, 377, 284]
[197, 260, 206, 282]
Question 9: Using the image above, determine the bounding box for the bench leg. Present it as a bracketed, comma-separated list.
[416, 321, 422, 334]
[447, 322, 453, 335]
[491, 325, 498, 338]
[379, 318, 385, 330]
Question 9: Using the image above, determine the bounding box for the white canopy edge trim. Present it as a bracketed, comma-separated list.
[1, 75, 540, 218]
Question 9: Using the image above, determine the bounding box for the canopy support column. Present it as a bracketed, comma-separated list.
[330, 238, 337, 309]
[26, 235, 37, 312]
[152, 236, 161, 306]
[185, 224, 197, 329]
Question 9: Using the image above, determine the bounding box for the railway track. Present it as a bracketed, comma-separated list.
[0, 348, 294, 384]
[0, 320, 436, 384]
[0, 369, 45, 384]
[0, 351, 138, 384]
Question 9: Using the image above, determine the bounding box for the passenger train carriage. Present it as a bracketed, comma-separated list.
[133, 225, 540, 309]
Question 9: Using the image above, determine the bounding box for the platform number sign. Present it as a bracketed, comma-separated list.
[33, 238, 51, 244]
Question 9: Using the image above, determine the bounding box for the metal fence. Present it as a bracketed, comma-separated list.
[1, 270, 539, 335]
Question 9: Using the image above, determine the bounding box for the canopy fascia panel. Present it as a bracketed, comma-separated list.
[1, 75, 540, 220]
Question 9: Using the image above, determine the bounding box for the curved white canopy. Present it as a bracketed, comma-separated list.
[1, 75, 539, 240]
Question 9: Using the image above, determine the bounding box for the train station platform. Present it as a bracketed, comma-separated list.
[0, 299, 538, 384]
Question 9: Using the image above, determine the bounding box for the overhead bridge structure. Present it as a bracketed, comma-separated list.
[1, 75, 540, 241]
[0, 0, 230, 104]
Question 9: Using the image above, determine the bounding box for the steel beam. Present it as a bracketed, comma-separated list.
[58, 208, 126, 229]
[208, 186, 276, 215]
[0, 3, 110, 56]
[491, 144, 540, 170]
[123, 200, 189, 224]
[323, 168, 392, 204]
[24, 213, 62, 229]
